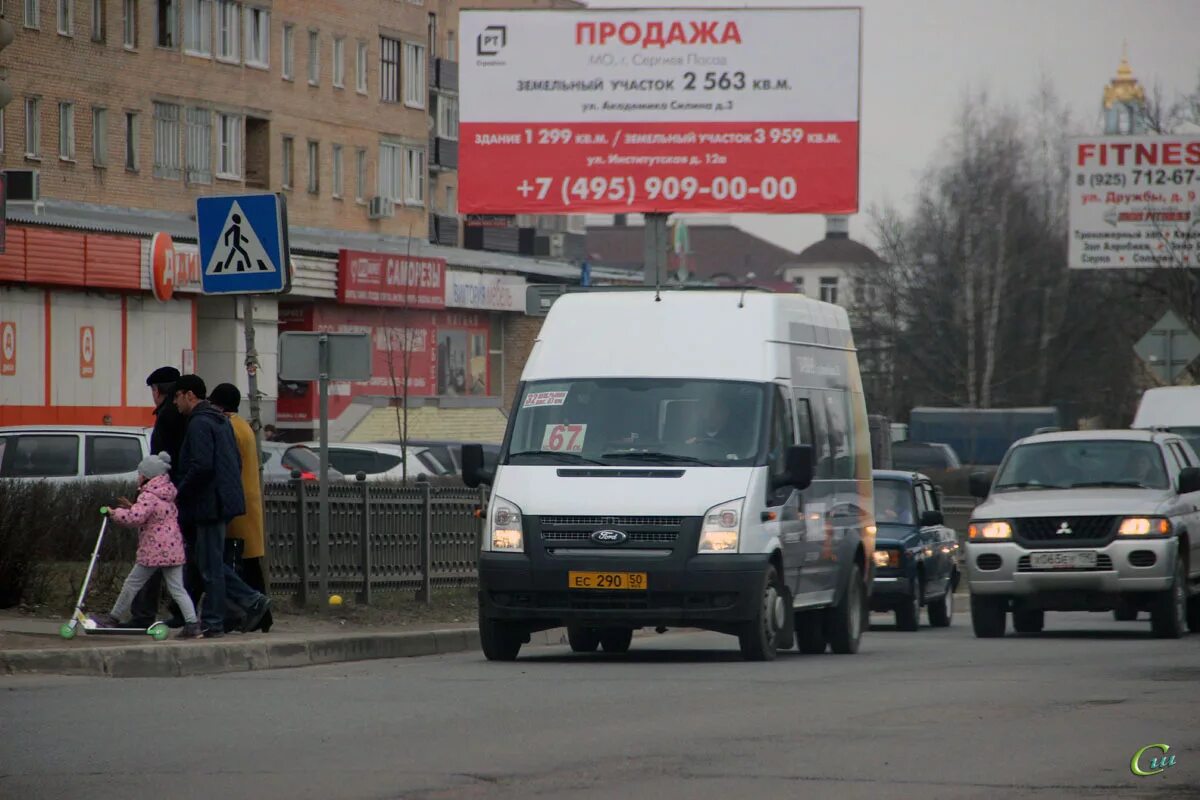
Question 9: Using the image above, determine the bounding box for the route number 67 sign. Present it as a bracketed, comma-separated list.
[542, 423, 587, 453]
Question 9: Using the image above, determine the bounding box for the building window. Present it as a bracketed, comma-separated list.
[216, 0, 237, 61]
[56, 0, 71, 35]
[183, 0, 212, 56]
[91, 0, 106, 41]
[445, 30, 456, 61]
[0, 110, 5, 154]
[405, 146, 424, 205]
[380, 36, 399, 103]
[819, 276, 839, 305]
[281, 23, 294, 80]
[124, 111, 139, 170]
[217, 113, 241, 179]
[24, 97, 40, 158]
[792, 276, 805, 295]
[436, 95, 458, 140]
[280, 135, 293, 188]
[123, 0, 137, 47]
[403, 42, 425, 108]
[332, 37, 344, 88]
[156, 0, 176, 48]
[378, 142, 401, 202]
[92, 107, 107, 166]
[153, 101, 181, 179]
[306, 140, 319, 194]
[244, 6, 268, 67]
[331, 143, 343, 198]
[355, 40, 367, 94]
[58, 102, 75, 160]
[355, 147, 366, 201]
[24, 0, 39, 30]
[306, 29, 319, 84]
[184, 107, 210, 183]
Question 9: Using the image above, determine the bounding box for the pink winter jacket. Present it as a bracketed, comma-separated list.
[108, 475, 186, 567]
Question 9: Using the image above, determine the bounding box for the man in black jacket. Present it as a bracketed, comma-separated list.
[174, 375, 271, 638]
[130, 366, 192, 628]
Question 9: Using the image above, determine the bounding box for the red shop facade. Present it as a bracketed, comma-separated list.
[276, 250, 494, 426]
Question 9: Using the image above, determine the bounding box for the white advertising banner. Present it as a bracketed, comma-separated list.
[458, 8, 861, 215]
[1068, 135, 1200, 269]
[444, 270, 526, 312]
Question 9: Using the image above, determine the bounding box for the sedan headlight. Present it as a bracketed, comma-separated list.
[489, 496, 524, 551]
[1118, 517, 1170, 537]
[968, 521, 1013, 540]
[698, 499, 744, 553]
[872, 549, 900, 568]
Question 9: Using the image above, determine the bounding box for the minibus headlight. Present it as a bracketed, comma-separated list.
[489, 496, 524, 552]
[699, 499, 744, 553]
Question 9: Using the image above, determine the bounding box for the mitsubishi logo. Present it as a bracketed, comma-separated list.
[1056, 522, 1074, 536]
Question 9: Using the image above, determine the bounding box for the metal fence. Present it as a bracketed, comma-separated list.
[263, 479, 486, 603]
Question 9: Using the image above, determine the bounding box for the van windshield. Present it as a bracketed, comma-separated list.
[507, 379, 768, 467]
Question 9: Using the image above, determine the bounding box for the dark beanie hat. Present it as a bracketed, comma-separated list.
[174, 374, 207, 399]
[209, 383, 242, 413]
[146, 366, 181, 387]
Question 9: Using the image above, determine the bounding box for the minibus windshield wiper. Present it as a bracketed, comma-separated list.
[506, 450, 607, 466]
[601, 451, 717, 466]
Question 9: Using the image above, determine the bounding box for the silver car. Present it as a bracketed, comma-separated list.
[966, 430, 1200, 639]
[0, 426, 150, 483]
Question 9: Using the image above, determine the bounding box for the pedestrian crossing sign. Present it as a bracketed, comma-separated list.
[196, 192, 291, 295]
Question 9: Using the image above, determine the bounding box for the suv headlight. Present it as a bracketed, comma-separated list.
[1118, 517, 1171, 537]
[488, 496, 524, 552]
[698, 498, 744, 553]
[968, 520, 1012, 541]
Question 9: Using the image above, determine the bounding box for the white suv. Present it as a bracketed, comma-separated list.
[966, 430, 1200, 639]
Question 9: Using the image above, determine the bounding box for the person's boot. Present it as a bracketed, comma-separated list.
[178, 622, 203, 639]
[240, 596, 272, 633]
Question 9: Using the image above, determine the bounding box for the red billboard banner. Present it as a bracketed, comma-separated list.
[337, 250, 447, 309]
[458, 8, 861, 215]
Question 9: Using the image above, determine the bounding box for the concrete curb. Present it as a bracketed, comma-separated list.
[0, 627, 574, 679]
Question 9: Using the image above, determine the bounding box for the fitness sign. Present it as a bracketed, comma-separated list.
[459, 8, 861, 215]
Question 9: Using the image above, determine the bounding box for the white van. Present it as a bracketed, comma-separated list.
[462, 290, 876, 661]
[1132, 387, 1200, 456]
[0, 425, 150, 483]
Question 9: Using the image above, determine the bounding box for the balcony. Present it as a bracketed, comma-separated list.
[428, 58, 459, 92]
[429, 137, 459, 170]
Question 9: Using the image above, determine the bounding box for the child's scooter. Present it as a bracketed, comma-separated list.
[59, 508, 171, 641]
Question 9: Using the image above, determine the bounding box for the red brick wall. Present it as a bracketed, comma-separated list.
[501, 313, 542, 412]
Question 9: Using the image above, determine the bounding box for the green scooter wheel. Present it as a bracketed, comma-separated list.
[149, 623, 170, 641]
[60, 623, 77, 640]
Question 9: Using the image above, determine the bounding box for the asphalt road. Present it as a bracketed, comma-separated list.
[3, 610, 1199, 800]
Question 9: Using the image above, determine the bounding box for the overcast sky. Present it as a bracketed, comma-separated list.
[582, 0, 1200, 252]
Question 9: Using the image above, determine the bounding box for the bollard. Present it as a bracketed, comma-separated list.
[356, 471, 372, 606]
[416, 477, 432, 605]
[293, 469, 310, 607]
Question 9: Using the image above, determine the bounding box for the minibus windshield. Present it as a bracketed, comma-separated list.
[507, 379, 768, 468]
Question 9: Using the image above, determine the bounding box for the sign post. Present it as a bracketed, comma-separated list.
[279, 332, 372, 604]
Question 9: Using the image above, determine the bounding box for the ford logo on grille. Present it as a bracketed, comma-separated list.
[590, 529, 628, 545]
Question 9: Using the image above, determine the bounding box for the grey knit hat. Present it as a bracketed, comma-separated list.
[138, 452, 172, 481]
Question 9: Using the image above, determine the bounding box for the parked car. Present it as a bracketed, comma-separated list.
[0, 426, 149, 483]
[383, 440, 502, 476]
[260, 441, 345, 483]
[892, 441, 962, 473]
[319, 443, 448, 482]
[966, 430, 1200, 638]
[870, 470, 960, 630]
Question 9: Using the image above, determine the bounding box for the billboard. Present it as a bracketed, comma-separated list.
[1068, 135, 1200, 269]
[459, 8, 861, 215]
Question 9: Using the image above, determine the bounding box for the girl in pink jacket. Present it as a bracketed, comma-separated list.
[90, 452, 201, 639]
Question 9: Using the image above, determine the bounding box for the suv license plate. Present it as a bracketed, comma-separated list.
[1029, 551, 1098, 570]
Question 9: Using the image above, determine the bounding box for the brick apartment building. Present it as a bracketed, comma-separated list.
[0, 0, 628, 441]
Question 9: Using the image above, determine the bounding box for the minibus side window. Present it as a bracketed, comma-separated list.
[793, 397, 814, 446]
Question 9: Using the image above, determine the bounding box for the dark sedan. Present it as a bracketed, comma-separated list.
[870, 470, 961, 630]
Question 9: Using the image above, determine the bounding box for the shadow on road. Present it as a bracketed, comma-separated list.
[520, 648, 748, 664]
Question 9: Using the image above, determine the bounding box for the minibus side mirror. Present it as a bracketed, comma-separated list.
[461, 444, 494, 488]
[777, 444, 814, 491]
[969, 471, 992, 499]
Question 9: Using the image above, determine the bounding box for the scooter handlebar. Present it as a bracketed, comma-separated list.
[99, 506, 110, 516]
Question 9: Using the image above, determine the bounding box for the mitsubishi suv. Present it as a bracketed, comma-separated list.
[966, 430, 1200, 638]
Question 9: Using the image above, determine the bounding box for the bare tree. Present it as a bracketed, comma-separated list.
[380, 225, 419, 483]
